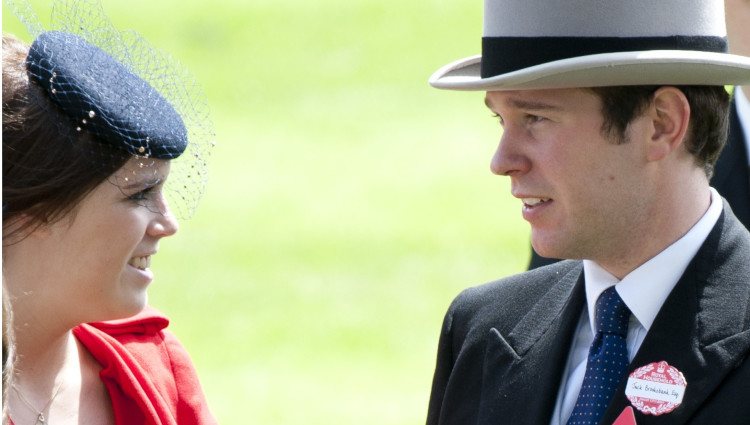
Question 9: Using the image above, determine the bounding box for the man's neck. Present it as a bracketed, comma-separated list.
[596, 178, 712, 280]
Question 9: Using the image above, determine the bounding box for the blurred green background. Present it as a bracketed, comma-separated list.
[3, 1, 530, 423]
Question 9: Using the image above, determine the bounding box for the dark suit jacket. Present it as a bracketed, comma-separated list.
[427, 201, 750, 425]
[528, 99, 750, 269]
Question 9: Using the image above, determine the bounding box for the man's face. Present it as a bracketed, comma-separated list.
[726, 0, 750, 58]
[485, 88, 654, 264]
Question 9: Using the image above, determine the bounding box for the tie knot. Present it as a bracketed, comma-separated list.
[595, 287, 630, 336]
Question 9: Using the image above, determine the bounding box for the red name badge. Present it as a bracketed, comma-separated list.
[625, 361, 687, 416]
[613, 406, 637, 425]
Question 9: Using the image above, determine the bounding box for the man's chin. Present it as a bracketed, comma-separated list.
[530, 236, 573, 261]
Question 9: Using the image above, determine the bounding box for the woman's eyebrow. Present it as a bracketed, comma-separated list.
[121, 176, 163, 190]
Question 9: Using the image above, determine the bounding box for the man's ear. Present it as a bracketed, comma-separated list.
[645, 86, 691, 162]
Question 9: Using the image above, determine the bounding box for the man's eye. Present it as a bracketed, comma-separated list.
[526, 114, 545, 124]
[492, 112, 505, 126]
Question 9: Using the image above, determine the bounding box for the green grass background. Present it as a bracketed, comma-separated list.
[3, 1, 531, 423]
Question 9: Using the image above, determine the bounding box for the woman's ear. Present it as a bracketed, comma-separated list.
[2, 214, 50, 246]
[645, 86, 691, 162]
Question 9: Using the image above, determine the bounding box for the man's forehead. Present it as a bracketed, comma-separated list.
[484, 88, 591, 111]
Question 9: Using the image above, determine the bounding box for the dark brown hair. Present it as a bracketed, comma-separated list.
[2, 34, 129, 243]
[589, 85, 730, 177]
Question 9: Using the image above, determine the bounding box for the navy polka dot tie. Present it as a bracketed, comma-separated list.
[567, 287, 631, 425]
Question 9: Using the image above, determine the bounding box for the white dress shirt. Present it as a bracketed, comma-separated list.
[549, 188, 723, 425]
[734, 88, 750, 167]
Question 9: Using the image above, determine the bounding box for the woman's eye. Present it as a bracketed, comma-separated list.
[128, 186, 155, 202]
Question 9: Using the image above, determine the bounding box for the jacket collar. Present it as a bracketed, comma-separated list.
[478, 263, 585, 423]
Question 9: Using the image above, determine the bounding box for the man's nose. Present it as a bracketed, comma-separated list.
[490, 128, 531, 176]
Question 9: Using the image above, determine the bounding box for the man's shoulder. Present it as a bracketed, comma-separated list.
[444, 260, 582, 335]
[453, 260, 580, 307]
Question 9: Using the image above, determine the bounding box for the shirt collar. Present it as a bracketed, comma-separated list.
[734, 88, 750, 167]
[582, 188, 723, 334]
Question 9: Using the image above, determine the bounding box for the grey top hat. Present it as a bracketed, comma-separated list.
[430, 0, 750, 91]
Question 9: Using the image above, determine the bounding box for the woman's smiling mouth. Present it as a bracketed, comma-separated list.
[128, 255, 152, 270]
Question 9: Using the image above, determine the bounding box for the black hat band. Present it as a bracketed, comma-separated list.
[480, 35, 728, 79]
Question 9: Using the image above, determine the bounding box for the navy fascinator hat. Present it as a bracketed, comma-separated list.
[26, 31, 187, 159]
[7, 0, 215, 218]
[27, 31, 188, 159]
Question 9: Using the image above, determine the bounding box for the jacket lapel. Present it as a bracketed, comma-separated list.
[478, 263, 586, 424]
[602, 205, 750, 425]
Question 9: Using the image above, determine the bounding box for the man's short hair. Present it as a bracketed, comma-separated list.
[589, 85, 731, 178]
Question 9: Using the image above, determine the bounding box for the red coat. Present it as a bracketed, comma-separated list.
[73, 308, 217, 425]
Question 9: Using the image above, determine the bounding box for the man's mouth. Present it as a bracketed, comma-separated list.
[521, 198, 551, 207]
[128, 255, 151, 270]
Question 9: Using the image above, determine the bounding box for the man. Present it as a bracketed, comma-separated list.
[426, 1, 750, 424]
[528, 0, 750, 269]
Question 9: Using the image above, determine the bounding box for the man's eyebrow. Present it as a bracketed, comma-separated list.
[484, 95, 563, 112]
[507, 98, 562, 112]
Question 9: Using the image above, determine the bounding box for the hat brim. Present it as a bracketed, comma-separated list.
[429, 50, 750, 91]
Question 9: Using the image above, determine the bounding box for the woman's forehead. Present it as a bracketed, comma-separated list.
[114, 158, 171, 185]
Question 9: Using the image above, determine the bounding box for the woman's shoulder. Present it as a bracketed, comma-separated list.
[73, 308, 217, 424]
[73, 306, 189, 367]
[82, 306, 171, 337]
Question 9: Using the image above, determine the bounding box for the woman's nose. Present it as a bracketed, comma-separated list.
[149, 199, 179, 238]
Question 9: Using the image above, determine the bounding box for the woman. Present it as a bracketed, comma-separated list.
[2, 1, 216, 423]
